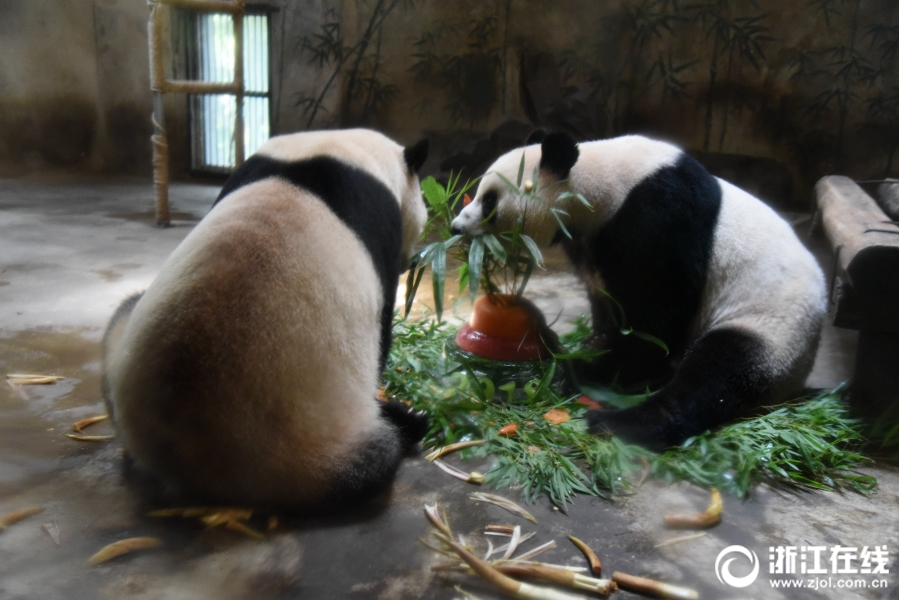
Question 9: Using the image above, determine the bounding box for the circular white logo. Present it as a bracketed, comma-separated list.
[715, 545, 760, 588]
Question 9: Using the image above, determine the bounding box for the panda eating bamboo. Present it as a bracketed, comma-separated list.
[452, 132, 827, 450]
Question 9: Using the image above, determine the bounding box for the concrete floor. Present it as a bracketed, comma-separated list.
[0, 176, 896, 600]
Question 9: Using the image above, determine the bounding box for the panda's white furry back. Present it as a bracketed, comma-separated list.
[102, 129, 429, 509]
[452, 132, 826, 449]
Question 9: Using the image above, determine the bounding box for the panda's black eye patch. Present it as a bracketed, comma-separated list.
[482, 190, 498, 224]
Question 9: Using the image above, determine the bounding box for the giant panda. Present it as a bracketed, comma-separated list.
[101, 129, 430, 509]
[451, 132, 827, 449]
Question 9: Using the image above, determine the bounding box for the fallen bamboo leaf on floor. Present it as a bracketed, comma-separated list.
[5, 374, 65, 385]
[612, 571, 698, 600]
[42, 521, 61, 546]
[425, 440, 486, 462]
[433, 459, 485, 484]
[72, 414, 109, 433]
[568, 535, 602, 575]
[654, 532, 707, 548]
[664, 488, 722, 529]
[66, 434, 115, 442]
[470, 492, 537, 523]
[0, 506, 44, 529]
[87, 537, 162, 565]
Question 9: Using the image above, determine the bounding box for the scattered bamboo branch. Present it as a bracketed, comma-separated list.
[612, 571, 698, 600]
[423, 504, 453, 540]
[508, 540, 555, 562]
[72, 415, 109, 433]
[568, 535, 602, 575]
[470, 493, 537, 523]
[434, 459, 485, 484]
[501, 525, 522, 560]
[425, 440, 487, 461]
[148, 507, 262, 538]
[500, 561, 586, 573]
[444, 537, 589, 600]
[87, 537, 162, 565]
[0, 506, 44, 529]
[5, 374, 65, 385]
[486, 524, 516, 535]
[655, 532, 707, 548]
[490, 532, 536, 560]
[66, 434, 115, 442]
[664, 488, 723, 529]
[495, 564, 616, 596]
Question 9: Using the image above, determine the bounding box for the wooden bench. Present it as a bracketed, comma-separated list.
[816, 176, 899, 423]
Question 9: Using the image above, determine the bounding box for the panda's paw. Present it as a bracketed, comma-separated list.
[380, 401, 429, 451]
[586, 408, 671, 452]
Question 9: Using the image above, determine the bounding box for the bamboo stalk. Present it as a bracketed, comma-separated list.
[612, 571, 698, 600]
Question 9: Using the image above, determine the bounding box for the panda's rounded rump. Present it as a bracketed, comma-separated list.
[111, 178, 386, 505]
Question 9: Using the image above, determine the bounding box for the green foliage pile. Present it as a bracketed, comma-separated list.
[384, 317, 877, 506]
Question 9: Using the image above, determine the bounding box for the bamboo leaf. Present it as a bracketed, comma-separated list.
[404, 267, 426, 318]
[482, 233, 506, 264]
[519, 234, 544, 268]
[516, 151, 526, 187]
[550, 208, 571, 239]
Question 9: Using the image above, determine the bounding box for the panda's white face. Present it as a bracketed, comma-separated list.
[452, 146, 564, 247]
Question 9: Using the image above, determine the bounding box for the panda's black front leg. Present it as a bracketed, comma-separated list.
[380, 401, 429, 451]
[587, 328, 773, 450]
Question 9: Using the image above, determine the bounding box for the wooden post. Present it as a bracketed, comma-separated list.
[148, 1, 170, 227]
[147, 0, 246, 226]
[233, 2, 244, 167]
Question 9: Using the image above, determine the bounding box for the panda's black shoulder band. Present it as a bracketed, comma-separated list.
[539, 132, 579, 179]
[404, 138, 429, 174]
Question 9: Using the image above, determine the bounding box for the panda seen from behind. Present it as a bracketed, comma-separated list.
[102, 129, 430, 510]
[451, 132, 826, 450]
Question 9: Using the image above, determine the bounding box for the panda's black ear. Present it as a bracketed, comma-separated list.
[525, 128, 547, 145]
[539, 132, 579, 179]
[404, 139, 429, 174]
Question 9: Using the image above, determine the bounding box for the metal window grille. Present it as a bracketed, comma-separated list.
[190, 11, 270, 172]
